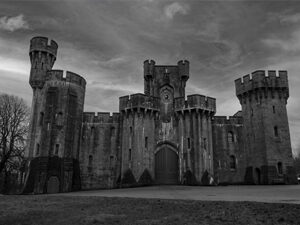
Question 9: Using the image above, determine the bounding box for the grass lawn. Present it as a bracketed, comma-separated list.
[0, 195, 300, 225]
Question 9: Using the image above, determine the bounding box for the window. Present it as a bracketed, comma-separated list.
[228, 131, 234, 143]
[56, 112, 63, 126]
[130, 126, 133, 134]
[274, 126, 279, 137]
[111, 127, 115, 136]
[203, 138, 207, 150]
[54, 144, 59, 155]
[88, 155, 93, 166]
[129, 148, 132, 161]
[36, 144, 40, 156]
[273, 106, 276, 114]
[278, 162, 283, 174]
[229, 155, 236, 170]
[187, 138, 191, 149]
[145, 137, 148, 148]
[39, 112, 44, 126]
[91, 126, 95, 135]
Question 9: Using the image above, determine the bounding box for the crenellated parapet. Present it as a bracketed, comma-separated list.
[144, 59, 155, 79]
[235, 70, 289, 101]
[30, 36, 58, 57]
[119, 93, 160, 112]
[212, 116, 243, 125]
[174, 94, 216, 114]
[83, 112, 120, 123]
[46, 70, 86, 89]
[177, 60, 189, 81]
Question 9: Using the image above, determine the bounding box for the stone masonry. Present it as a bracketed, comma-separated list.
[22, 37, 297, 194]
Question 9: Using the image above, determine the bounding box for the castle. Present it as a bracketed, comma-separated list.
[23, 36, 297, 194]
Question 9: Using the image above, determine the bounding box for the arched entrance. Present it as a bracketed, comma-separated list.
[155, 144, 179, 184]
[47, 176, 60, 193]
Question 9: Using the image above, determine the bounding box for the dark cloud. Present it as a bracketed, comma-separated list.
[0, 0, 300, 155]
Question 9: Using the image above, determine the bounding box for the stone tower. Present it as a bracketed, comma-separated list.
[23, 37, 86, 193]
[235, 70, 296, 184]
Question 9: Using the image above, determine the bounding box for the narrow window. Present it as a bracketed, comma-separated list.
[91, 126, 95, 135]
[130, 126, 133, 134]
[88, 155, 93, 166]
[203, 138, 207, 150]
[228, 131, 234, 143]
[278, 162, 283, 174]
[273, 106, 275, 114]
[187, 138, 191, 149]
[145, 136, 148, 148]
[56, 112, 63, 126]
[230, 155, 236, 170]
[111, 127, 115, 136]
[39, 112, 44, 126]
[129, 148, 132, 161]
[36, 144, 40, 156]
[55, 144, 59, 155]
[274, 126, 279, 137]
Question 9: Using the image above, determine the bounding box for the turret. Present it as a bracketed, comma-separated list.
[144, 60, 155, 95]
[29, 36, 58, 88]
[178, 60, 189, 81]
[234, 70, 296, 184]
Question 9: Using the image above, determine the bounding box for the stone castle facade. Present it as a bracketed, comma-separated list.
[23, 37, 297, 194]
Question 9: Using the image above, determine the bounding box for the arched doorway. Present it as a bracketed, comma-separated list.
[47, 176, 60, 193]
[255, 168, 261, 185]
[155, 145, 178, 184]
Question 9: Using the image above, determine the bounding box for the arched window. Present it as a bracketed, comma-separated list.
[229, 155, 236, 170]
[277, 162, 283, 174]
[274, 126, 279, 137]
[228, 131, 234, 143]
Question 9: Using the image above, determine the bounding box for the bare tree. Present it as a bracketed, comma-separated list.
[0, 94, 30, 176]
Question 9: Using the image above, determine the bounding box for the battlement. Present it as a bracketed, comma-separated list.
[46, 70, 86, 88]
[119, 93, 160, 111]
[235, 70, 289, 97]
[174, 94, 216, 113]
[83, 112, 120, 123]
[30, 36, 58, 57]
[212, 116, 243, 125]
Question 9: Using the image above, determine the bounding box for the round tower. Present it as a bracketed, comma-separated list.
[177, 60, 189, 81]
[143, 59, 155, 95]
[235, 70, 296, 184]
[29, 36, 58, 88]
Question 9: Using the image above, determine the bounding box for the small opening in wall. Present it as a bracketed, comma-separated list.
[55, 144, 59, 155]
[36, 144, 40, 156]
[273, 105, 276, 114]
[129, 148, 132, 161]
[188, 138, 190, 149]
[230, 155, 236, 170]
[274, 126, 279, 137]
[130, 126, 133, 134]
[39, 112, 44, 126]
[203, 138, 207, 150]
[88, 155, 93, 166]
[278, 162, 283, 174]
[145, 136, 148, 148]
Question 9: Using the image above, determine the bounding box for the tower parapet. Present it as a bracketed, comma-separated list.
[235, 70, 289, 101]
[174, 94, 216, 114]
[29, 36, 58, 88]
[46, 70, 86, 89]
[119, 93, 160, 112]
[83, 112, 120, 123]
[177, 60, 189, 81]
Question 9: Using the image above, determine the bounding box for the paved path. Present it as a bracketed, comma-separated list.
[57, 185, 300, 204]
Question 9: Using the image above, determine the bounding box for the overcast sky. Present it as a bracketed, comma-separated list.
[0, 0, 300, 156]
